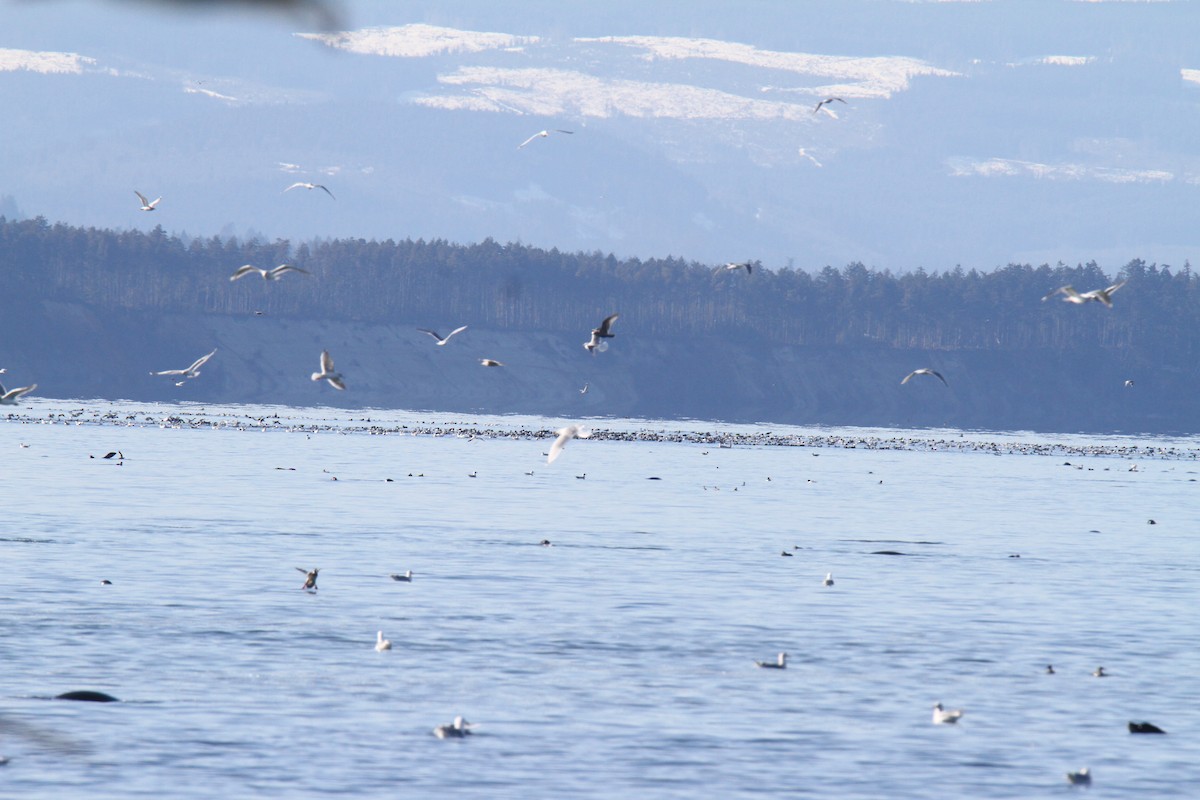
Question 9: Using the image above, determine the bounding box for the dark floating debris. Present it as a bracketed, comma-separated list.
[55, 691, 119, 703]
[871, 550, 907, 556]
[1129, 721, 1166, 734]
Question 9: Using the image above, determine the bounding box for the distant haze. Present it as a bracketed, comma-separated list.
[2, 0, 1200, 271]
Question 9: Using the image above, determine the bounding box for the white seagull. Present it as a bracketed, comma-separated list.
[151, 349, 216, 382]
[901, 368, 947, 387]
[283, 182, 335, 199]
[389, 571, 413, 582]
[311, 350, 346, 390]
[417, 326, 468, 346]
[479, 359, 505, 367]
[229, 264, 310, 282]
[548, 424, 591, 465]
[433, 716, 473, 739]
[0, 382, 38, 405]
[932, 702, 964, 724]
[134, 190, 161, 211]
[1042, 280, 1127, 308]
[518, 129, 574, 149]
[584, 313, 619, 353]
[755, 652, 787, 669]
[724, 261, 753, 274]
[375, 631, 392, 651]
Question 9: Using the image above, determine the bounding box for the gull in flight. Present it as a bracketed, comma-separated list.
[311, 350, 346, 390]
[283, 182, 334, 199]
[755, 652, 787, 669]
[1042, 280, 1127, 308]
[518, 129, 574, 149]
[580, 383, 589, 395]
[479, 359, 505, 367]
[296, 567, 319, 590]
[813, 97, 847, 116]
[548, 424, 591, 465]
[433, 716, 473, 739]
[375, 631, 392, 652]
[151, 349, 216, 383]
[1066, 768, 1091, 787]
[901, 368, 947, 387]
[134, 190, 161, 211]
[229, 264, 310, 282]
[932, 702, 963, 724]
[0, 382, 37, 405]
[417, 326, 468, 346]
[584, 313, 619, 353]
[724, 261, 753, 274]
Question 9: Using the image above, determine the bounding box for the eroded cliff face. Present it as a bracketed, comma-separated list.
[4, 301, 1190, 434]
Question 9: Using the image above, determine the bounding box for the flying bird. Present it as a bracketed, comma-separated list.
[433, 716, 473, 739]
[229, 264, 310, 282]
[724, 261, 753, 274]
[151, 349, 216, 382]
[375, 631, 392, 652]
[296, 567, 318, 590]
[548, 424, 591, 465]
[283, 182, 334, 199]
[479, 359, 505, 367]
[134, 190, 161, 211]
[518, 129, 574, 149]
[901, 368, 947, 387]
[417, 326, 468, 346]
[311, 350, 345, 390]
[1042, 280, 1127, 308]
[813, 97, 847, 116]
[932, 702, 964, 724]
[0, 382, 37, 405]
[584, 313, 619, 353]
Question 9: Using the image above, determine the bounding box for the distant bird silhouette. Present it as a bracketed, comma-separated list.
[932, 702, 963, 724]
[151, 349, 216, 383]
[1124, 380, 1134, 387]
[284, 182, 334, 199]
[479, 359, 505, 367]
[417, 326, 468, 346]
[311, 350, 345, 390]
[755, 652, 787, 669]
[1065, 767, 1091, 787]
[823, 572, 834, 586]
[584, 313, 619, 353]
[1128, 721, 1166, 734]
[296, 567, 319, 590]
[0, 382, 38, 405]
[133, 190, 161, 211]
[390, 571, 413, 582]
[375, 631, 392, 651]
[1092, 666, 1107, 678]
[724, 261, 753, 274]
[229, 263, 309, 282]
[901, 368, 947, 387]
[1046, 664, 1056, 675]
[813, 96, 847, 115]
[518, 129, 574, 148]
[579, 383, 589, 394]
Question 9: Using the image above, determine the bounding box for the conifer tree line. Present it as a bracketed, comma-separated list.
[2, 216, 1197, 355]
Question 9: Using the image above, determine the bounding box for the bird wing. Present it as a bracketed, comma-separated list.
[900, 371, 917, 384]
[929, 370, 948, 386]
[134, 190, 149, 205]
[3, 384, 36, 400]
[1041, 285, 1077, 302]
[320, 350, 335, 373]
[555, 129, 575, 134]
[270, 264, 309, 277]
[596, 313, 619, 336]
[517, 132, 543, 149]
[153, 367, 187, 376]
[283, 183, 307, 193]
[444, 325, 468, 341]
[230, 265, 260, 281]
[1105, 280, 1127, 295]
[417, 328, 443, 341]
[327, 376, 346, 390]
[295, 567, 310, 574]
[188, 349, 217, 373]
[547, 426, 575, 464]
[317, 184, 335, 199]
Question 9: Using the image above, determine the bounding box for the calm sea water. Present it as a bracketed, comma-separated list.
[2, 400, 1198, 799]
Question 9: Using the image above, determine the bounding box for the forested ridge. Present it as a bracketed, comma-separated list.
[3, 215, 1197, 356]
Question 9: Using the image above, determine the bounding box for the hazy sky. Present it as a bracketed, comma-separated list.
[3, 0, 1198, 272]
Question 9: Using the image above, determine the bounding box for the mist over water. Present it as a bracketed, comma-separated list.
[2, 401, 1197, 798]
